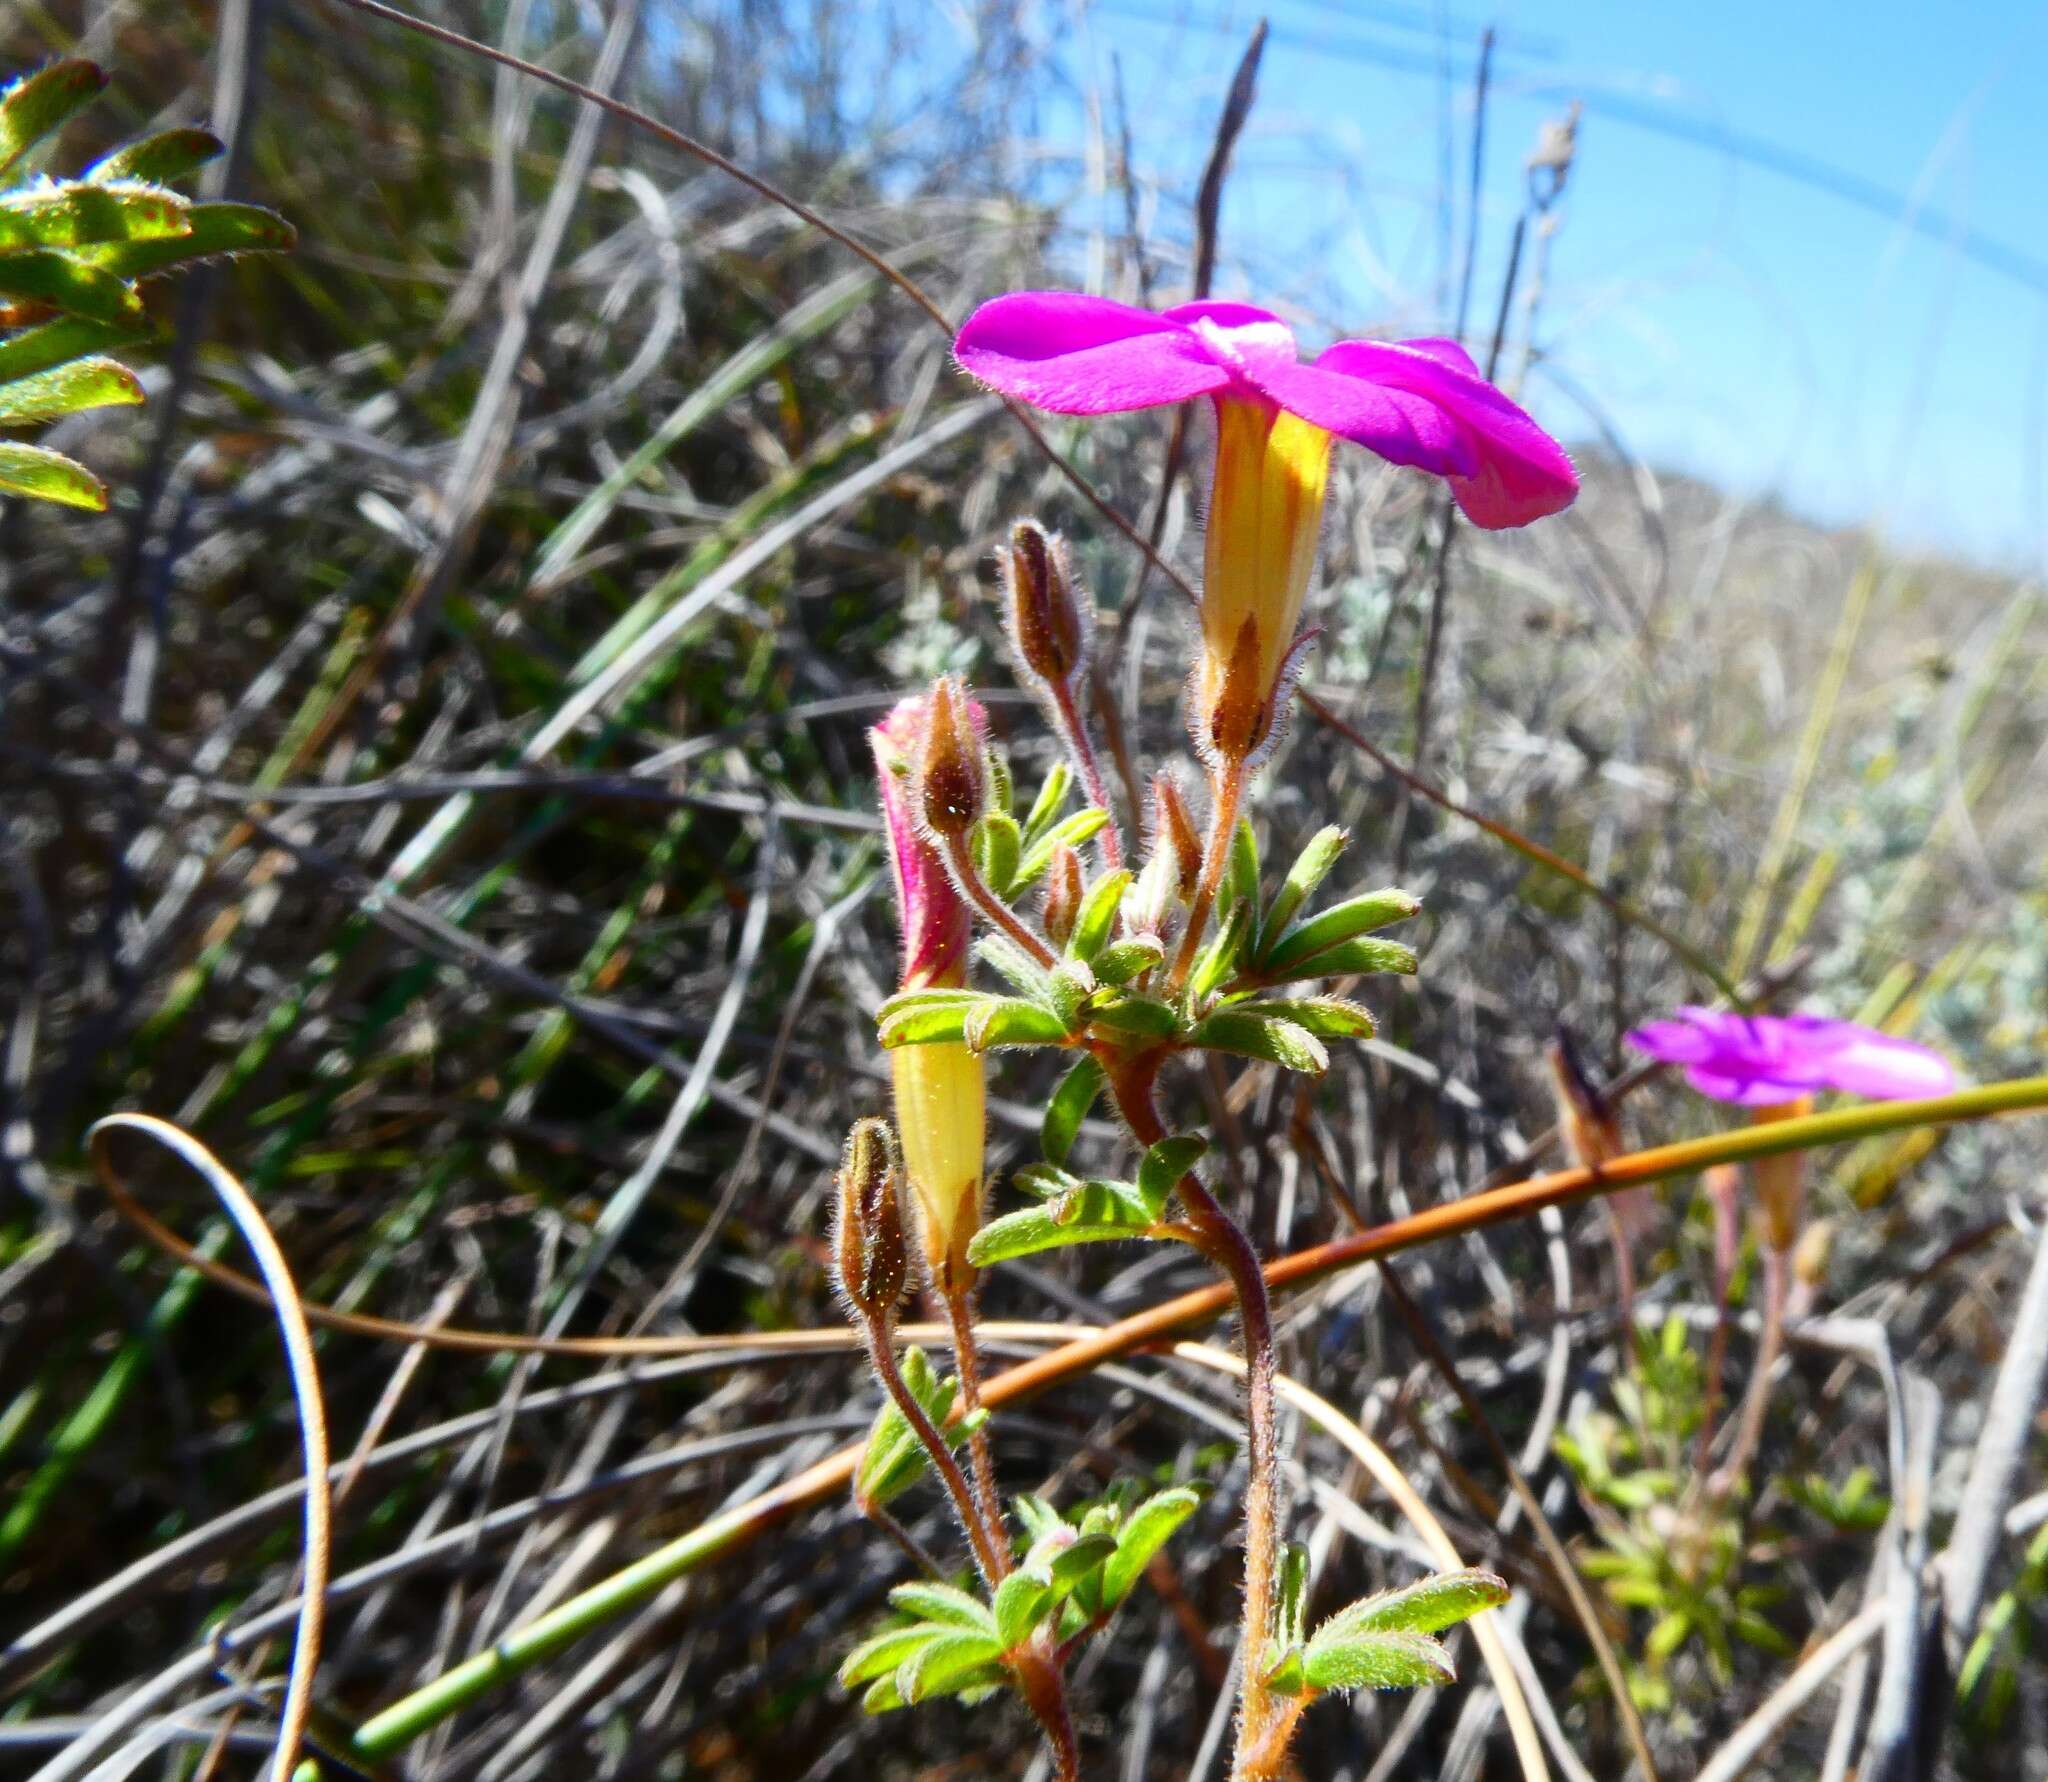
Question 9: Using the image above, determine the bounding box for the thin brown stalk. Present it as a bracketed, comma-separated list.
[1168, 759, 1247, 992]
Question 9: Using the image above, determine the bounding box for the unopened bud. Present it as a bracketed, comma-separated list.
[916, 676, 987, 840]
[1749, 1098, 1813, 1253]
[834, 1117, 909, 1321]
[1042, 842, 1084, 948]
[1545, 1030, 1623, 1171]
[1001, 520, 1090, 687]
[1151, 774, 1202, 901]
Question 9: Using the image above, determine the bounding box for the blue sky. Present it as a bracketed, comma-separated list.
[1033, 0, 2048, 568]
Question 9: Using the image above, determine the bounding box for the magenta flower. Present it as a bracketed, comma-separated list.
[953, 293, 1578, 531]
[1625, 1008, 1958, 1107]
[870, 694, 976, 991]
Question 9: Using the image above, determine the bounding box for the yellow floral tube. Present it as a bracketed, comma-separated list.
[1193, 397, 1334, 760]
[890, 1038, 987, 1293]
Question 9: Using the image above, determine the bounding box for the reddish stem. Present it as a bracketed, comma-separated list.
[1168, 760, 1247, 992]
[940, 1281, 1007, 1565]
[1049, 678, 1124, 870]
[857, 1317, 1008, 1587]
[1104, 1049, 1281, 1774]
[943, 832, 1058, 969]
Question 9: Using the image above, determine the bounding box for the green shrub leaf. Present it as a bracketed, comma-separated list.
[0, 356, 141, 424]
[0, 439, 105, 509]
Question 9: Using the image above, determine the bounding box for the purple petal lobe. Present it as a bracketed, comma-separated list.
[1628, 1006, 1958, 1106]
[954, 291, 1232, 414]
[1250, 358, 1478, 477]
[1315, 338, 1578, 528]
[1161, 300, 1298, 380]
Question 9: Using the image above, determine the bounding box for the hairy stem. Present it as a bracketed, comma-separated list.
[1016, 1648, 1082, 1782]
[942, 832, 1058, 969]
[857, 1315, 1007, 1586]
[1049, 678, 1124, 870]
[1168, 759, 1247, 992]
[1105, 1053, 1281, 1775]
[940, 1280, 1007, 1562]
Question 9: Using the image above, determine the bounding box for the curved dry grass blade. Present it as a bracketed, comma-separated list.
[83, 1115, 331, 1782]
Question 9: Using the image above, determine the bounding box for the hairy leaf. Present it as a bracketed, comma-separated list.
[1261, 887, 1421, 976]
[1040, 1053, 1104, 1167]
[86, 127, 224, 186]
[1189, 1009, 1328, 1075]
[0, 61, 107, 179]
[1301, 1628, 1455, 1693]
[0, 356, 141, 424]
[0, 439, 105, 509]
[1100, 1486, 1202, 1609]
[1314, 1569, 1510, 1643]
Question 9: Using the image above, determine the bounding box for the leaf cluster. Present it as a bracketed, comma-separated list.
[0, 59, 293, 510]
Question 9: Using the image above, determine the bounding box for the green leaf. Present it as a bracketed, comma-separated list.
[967, 1203, 1147, 1266]
[1264, 1643, 1308, 1696]
[1189, 1009, 1328, 1075]
[1286, 936, 1419, 979]
[971, 811, 1022, 899]
[1187, 900, 1252, 1002]
[1067, 868, 1130, 963]
[1048, 1532, 1117, 1591]
[855, 1347, 970, 1506]
[875, 994, 976, 1048]
[1314, 1569, 1510, 1643]
[1019, 760, 1072, 851]
[1274, 1542, 1311, 1651]
[1135, 1134, 1206, 1217]
[888, 1582, 996, 1634]
[86, 127, 224, 186]
[1301, 1628, 1456, 1693]
[0, 61, 107, 179]
[898, 1629, 1004, 1703]
[1012, 1493, 1064, 1544]
[840, 1623, 948, 1686]
[1262, 825, 1348, 951]
[1014, 807, 1109, 888]
[1101, 1486, 1202, 1609]
[986, 747, 1013, 817]
[0, 439, 105, 509]
[0, 314, 140, 384]
[0, 250, 145, 326]
[1261, 888, 1421, 976]
[1218, 815, 1259, 913]
[963, 996, 1071, 1053]
[0, 357, 141, 424]
[1044, 959, 1096, 1027]
[77, 200, 294, 278]
[860, 1673, 906, 1714]
[1092, 933, 1164, 986]
[1041, 1054, 1104, 1167]
[993, 1571, 1053, 1647]
[1083, 990, 1182, 1039]
[1251, 997, 1377, 1040]
[1010, 1160, 1078, 1201]
[974, 932, 1051, 1000]
[1053, 1179, 1153, 1229]
[0, 181, 190, 253]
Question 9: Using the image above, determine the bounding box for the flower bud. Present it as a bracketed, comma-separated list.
[1001, 519, 1090, 688]
[1150, 773, 1202, 902]
[872, 696, 975, 991]
[915, 675, 988, 841]
[1749, 1097, 1813, 1253]
[834, 1117, 909, 1321]
[1042, 841, 1084, 949]
[892, 1038, 987, 1294]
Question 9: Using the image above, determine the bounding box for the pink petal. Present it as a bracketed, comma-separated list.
[1684, 1065, 1809, 1107]
[1161, 300, 1299, 380]
[1250, 358, 1478, 478]
[1314, 338, 1578, 528]
[1819, 1035, 1958, 1101]
[954, 292, 1234, 414]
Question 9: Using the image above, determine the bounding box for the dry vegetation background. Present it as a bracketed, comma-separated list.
[2, 1, 2045, 1778]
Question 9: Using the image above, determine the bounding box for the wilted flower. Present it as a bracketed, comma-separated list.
[955, 292, 1577, 758]
[1000, 519, 1091, 690]
[871, 694, 989, 1290]
[1624, 1008, 1957, 1107]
